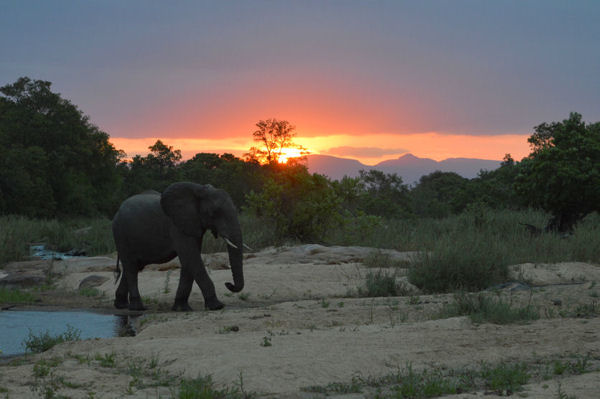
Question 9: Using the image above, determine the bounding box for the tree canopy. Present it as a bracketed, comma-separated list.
[515, 112, 600, 232]
[0, 77, 122, 216]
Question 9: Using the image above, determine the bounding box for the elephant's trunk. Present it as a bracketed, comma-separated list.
[224, 227, 244, 293]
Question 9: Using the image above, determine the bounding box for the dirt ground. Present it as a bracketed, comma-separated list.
[1, 245, 599, 398]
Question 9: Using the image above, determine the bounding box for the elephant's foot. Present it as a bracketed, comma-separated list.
[172, 300, 193, 312]
[204, 295, 224, 311]
[128, 296, 147, 311]
[114, 297, 129, 309]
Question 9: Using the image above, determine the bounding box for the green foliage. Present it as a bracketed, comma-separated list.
[22, 325, 81, 353]
[0, 77, 123, 217]
[515, 112, 600, 232]
[245, 164, 342, 241]
[0, 287, 36, 304]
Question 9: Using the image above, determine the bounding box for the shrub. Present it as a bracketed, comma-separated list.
[359, 269, 404, 297]
[440, 292, 539, 324]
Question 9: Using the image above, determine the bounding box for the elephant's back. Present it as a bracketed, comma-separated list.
[112, 192, 167, 235]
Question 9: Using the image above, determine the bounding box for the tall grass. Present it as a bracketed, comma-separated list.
[327, 209, 600, 293]
[0, 216, 115, 265]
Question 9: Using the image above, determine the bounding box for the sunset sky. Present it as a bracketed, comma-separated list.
[1, 1, 599, 164]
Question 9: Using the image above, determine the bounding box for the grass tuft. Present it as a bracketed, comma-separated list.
[22, 325, 81, 353]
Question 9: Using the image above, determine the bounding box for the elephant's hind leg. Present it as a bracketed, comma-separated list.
[114, 272, 129, 309]
[123, 260, 147, 311]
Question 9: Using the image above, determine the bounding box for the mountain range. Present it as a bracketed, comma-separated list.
[304, 153, 501, 185]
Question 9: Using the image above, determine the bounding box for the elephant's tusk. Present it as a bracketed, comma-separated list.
[223, 237, 238, 249]
[243, 243, 254, 251]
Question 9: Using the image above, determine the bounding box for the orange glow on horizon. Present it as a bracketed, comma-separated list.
[276, 147, 311, 164]
[110, 132, 531, 166]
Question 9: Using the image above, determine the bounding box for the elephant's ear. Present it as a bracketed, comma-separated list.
[160, 182, 216, 236]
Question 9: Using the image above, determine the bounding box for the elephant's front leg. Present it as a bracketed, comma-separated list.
[172, 265, 194, 311]
[172, 232, 224, 311]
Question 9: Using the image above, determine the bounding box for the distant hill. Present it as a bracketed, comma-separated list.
[305, 153, 501, 185]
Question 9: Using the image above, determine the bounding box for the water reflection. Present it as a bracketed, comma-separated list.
[115, 314, 138, 337]
[0, 310, 138, 357]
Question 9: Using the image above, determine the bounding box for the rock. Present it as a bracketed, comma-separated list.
[0, 269, 47, 288]
[78, 275, 110, 290]
[1, 260, 51, 288]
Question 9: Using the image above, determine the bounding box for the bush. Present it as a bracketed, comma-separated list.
[408, 233, 510, 293]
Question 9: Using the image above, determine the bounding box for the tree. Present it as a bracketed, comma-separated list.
[0, 77, 122, 217]
[471, 154, 523, 210]
[179, 152, 263, 208]
[245, 164, 342, 241]
[515, 113, 600, 232]
[356, 170, 412, 218]
[120, 140, 183, 195]
[410, 171, 471, 218]
[246, 119, 307, 164]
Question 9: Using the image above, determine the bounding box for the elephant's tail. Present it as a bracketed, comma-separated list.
[114, 254, 122, 284]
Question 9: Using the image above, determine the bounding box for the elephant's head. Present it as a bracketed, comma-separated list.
[160, 182, 244, 293]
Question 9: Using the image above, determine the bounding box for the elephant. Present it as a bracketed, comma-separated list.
[112, 182, 245, 311]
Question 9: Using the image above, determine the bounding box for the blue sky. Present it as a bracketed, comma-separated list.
[1, 1, 599, 162]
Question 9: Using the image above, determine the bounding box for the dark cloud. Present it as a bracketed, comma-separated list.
[325, 146, 409, 158]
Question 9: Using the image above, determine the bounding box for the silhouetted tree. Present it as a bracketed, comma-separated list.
[0, 77, 122, 216]
[246, 119, 307, 164]
[515, 113, 600, 232]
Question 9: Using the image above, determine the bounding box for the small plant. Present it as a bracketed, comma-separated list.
[573, 302, 600, 318]
[260, 336, 272, 347]
[238, 293, 250, 301]
[33, 358, 61, 378]
[556, 381, 577, 399]
[22, 325, 81, 353]
[406, 295, 421, 305]
[320, 298, 330, 308]
[95, 352, 116, 368]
